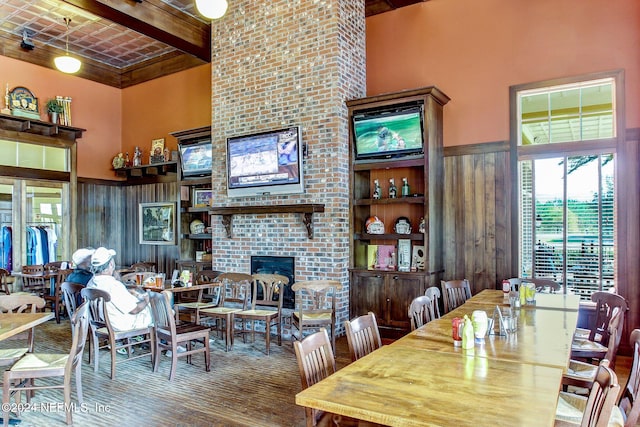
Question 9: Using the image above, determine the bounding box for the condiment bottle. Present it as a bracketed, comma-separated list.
[462, 315, 474, 350]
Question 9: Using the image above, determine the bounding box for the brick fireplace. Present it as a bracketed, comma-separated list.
[207, 0, 366, 333]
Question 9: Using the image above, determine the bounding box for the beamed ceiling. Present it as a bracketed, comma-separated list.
[0, 0, 425, 89]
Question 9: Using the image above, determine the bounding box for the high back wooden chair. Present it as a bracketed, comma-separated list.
[555, 359, 620, 427]
[586, 292, 628, 346]
[0, 294, 46, 354]
[293, 328, 338, 427]
[0, 268, 12, 295]
[198, 273, 252, 351]
[43, 268, 73, 323]
[291, 280, 342, 354]
[149, 291, 210, 381]
[424, 286, 442, 318]
[344, 311, 382, 362]
[408, 295, 436, 331]
[617, 329, 640, 427]
[196, 270, 224, 284]
[80, 287, 155, 379]
[235, 273, 288, 355]
[21, 264, 47, 297]
[441, 279, 471, 313]
[61, 281, 85, 333]
[565, 307, 623, 391]
[2, 302, 90, 427]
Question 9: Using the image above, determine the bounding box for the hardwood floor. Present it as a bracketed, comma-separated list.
[1, 319, 354, 427]
[2, 319, 636, 426]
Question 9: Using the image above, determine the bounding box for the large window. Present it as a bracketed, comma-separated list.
[512, 71, 621, 300]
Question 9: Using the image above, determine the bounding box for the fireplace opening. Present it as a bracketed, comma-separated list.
[250, 256, 295, 309]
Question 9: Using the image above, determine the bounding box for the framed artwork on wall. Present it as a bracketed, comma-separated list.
[139, 202, 176, 245]
[193, 188, 212, 208]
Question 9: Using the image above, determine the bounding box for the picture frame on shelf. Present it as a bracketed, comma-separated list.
[193, 188, 212, 208]
[150, 138, 165, 164]
[139, 202, 176, 245]
[411, 245, 426, 271]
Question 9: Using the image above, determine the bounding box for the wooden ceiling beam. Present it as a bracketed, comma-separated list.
[60, 0, 211, 62]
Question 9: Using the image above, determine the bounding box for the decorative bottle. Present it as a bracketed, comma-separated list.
[401, 177, 410, 197]
[462, 315, 474, 350]
[372, 179, 381, 199]
[389, 178, 397, 198]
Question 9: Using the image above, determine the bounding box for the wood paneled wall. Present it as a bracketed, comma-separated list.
[442, 142, 512, 294]
[76, 180, 180, 274]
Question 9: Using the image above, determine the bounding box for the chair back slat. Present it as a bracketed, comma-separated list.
[581, 360, 619, 427]
[251, 274, 288, 309]
[424, 286, 441, 318]
[67, 302, 90, 374]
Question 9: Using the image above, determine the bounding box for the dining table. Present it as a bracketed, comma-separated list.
[0, 312, 54, 341]
[296, 288, 580, 426]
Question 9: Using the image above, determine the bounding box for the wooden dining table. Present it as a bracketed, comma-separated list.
[0, 312, 54, 341]
[296, 289, 579, 426]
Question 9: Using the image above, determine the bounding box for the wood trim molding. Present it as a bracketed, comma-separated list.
[444, 141, 509, 157]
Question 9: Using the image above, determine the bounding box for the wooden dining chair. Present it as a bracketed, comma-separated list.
[564, 308, 623, 391]
[43, 268, 73, 324]
[0, 268, 12, 295]
[408, 295, 436, 331]
[149, 291, 210, 381]
[21, 264, 47, 297]
[234, 273, 288, 355]
[344, 312, 382, 362]
[199, 273, 252, 351]
[555, 359, 620, 427]
[615, 329, 640, 427]
[196, 270, 224, 284]
[61, 281, 85, 333]
[424, 286, 442, 318]
[80, 287, 155, 379]
[2, 302, 90, 427]
[575, 292, 628, 347]
[508, 277, 561, 293]
[0, 294, 46, 354]
[293, 328, 340, 427]
[441, 279, 471, 313]
[291, 280, 342, 354]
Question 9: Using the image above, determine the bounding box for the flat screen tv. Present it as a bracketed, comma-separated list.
[226, 126, 304, 197]
[179, 140, 212, 178]
[352, 102, 425, 161]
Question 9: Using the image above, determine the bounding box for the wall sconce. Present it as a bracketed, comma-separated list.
[54, 18, 81, 74]
[195, 0, 228, 20]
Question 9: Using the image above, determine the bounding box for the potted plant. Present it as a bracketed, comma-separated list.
[45, 99, 63, 123]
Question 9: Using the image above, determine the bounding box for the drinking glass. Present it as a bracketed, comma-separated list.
[136, 272, 144, 286]
[525, 283, 536, 305]
[155, 273, 165, 288]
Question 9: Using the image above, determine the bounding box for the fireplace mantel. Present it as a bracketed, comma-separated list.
[209, 204, 325, 239]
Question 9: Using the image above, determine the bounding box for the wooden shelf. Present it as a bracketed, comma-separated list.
[0, 112, 85, 142]
[209, 204, 325, 239]
[114, 161, 178, 179]
[354, 233, 424, 241]
[354, 196, 425, 206]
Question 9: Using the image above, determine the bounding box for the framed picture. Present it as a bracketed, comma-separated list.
[139, 202, 176, 245]
[193, 188, 212, 208]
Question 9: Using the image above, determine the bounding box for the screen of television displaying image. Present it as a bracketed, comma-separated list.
[226, 126, 304, 197]
[179, 140, 212, 177]
[352, 103, 425, 161]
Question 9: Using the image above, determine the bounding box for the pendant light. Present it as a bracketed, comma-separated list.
[195, 0, 228, 20]
[54, 18, 81, 74]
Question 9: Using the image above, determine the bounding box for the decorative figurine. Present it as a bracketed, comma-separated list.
[373, 179, 381, 199]
[1, 84, 10, 115]
[164, 147, 170, 162]
[133, 146, 142, 166]
[112, 153, 125, 169]
[419, 217, 425, 234]
[389, 178, 397, 199]
[401, 177, 410, 197]
[125, 152, 131, 167]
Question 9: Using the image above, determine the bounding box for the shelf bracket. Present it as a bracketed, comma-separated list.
[302, 212, 314, 239]
[221, 214, 233, 238]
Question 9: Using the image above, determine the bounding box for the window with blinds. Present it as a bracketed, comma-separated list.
[513, 73, 618, 300]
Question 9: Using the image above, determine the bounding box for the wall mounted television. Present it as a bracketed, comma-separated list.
[352, 101, 425, 161]
[179, 140, 213, 178]
[226, 126, 304, 197]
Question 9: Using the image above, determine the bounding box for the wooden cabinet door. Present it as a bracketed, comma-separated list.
[350, 271, 387, 325]
[386, 274, 425, 330]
